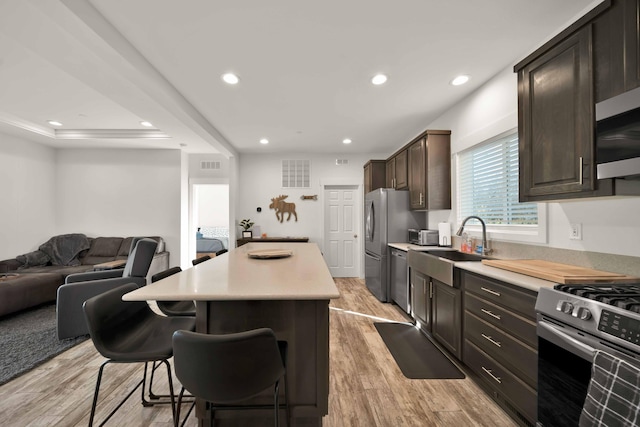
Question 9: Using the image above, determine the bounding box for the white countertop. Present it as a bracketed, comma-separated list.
[123, 242, 340, 301]
[455, 261, 557, 292]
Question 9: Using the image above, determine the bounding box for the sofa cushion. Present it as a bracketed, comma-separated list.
[81, 237, 123, 265]
[16, 250, 50, 268]
[0, 272, 65, 318]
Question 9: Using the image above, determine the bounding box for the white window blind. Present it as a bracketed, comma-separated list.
[457, 133, 537, 226]
[282, 160, 310, 188]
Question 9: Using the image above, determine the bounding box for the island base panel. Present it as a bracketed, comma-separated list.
[195, 299, 330, 426]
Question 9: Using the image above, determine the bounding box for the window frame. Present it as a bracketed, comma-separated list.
[454, 128, 547, 244]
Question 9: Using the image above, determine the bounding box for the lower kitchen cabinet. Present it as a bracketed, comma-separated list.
[432, 278, 462, 359]
[410, 269, 430, 331]
[461, 271, 538, 427]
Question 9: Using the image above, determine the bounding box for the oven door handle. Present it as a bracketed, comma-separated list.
[538, 320, 596, 361]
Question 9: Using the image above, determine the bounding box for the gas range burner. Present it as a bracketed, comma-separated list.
[554, 284, 640, 313]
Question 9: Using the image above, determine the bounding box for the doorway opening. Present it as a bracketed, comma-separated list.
[192, 183, 230, 259]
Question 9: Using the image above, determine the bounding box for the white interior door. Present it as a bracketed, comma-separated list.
[324, 185, 359, 277]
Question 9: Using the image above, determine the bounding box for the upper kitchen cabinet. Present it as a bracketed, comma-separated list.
[514, 1, 627, 202]
[386, 149, 408, 190]
[364, 160, 386, 195]
[408, 130, 451, 210]
[516, 26, 595, 201]
[594, 0, 640, 102]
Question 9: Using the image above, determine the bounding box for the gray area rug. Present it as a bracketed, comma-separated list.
[375, 322, 465, 379]
[0, 303, 88, 385]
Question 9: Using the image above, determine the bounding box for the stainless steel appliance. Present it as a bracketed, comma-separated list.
[596, 85, 640, 180]
[535, 283, 640, 426]
[390, 248, 408, 313]
[408, 229, 438, 246]
[364, 189, 424, 302]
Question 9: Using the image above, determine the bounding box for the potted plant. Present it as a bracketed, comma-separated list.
[239, 219, 254, 238]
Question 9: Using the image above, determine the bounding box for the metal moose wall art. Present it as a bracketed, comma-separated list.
[269, 195, 298, 223]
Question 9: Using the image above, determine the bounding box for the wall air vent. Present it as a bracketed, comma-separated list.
[335, 159, 349, 165]
[201, 161, 221, 170]
[282, 159, 310, 188]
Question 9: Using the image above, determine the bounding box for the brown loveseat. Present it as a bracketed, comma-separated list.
[0, 234, 169, 318]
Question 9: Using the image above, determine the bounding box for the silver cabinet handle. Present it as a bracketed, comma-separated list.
[480, 287, 501, 297]
[481, 366, 502, 384]
[579, 156, 583, 185]
[419, 192, 424, 205]
[481, 333, 502, 348]
[481, 308, 501, 320]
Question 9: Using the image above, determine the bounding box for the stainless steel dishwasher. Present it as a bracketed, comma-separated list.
[390, 248, 409, 313]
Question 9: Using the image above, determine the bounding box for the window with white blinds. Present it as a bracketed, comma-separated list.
[282, 159, 310, 188]
[457, 133, 538, 227]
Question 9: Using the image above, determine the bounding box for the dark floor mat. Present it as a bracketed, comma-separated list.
[374, 322, 465, 380]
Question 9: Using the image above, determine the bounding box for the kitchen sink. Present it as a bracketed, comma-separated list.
[425, 250, 486, 262]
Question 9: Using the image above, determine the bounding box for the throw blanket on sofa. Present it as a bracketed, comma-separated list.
[38, 233, 91, 266]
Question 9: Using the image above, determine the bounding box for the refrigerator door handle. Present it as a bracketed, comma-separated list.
[366, 200, 374, 242]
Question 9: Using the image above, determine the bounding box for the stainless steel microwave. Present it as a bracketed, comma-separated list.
[408, 229, 438, 246]
[596, 86, 640, 180]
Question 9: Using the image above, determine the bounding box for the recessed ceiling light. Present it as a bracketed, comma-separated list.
[47, 120, 63, 127]
[450, 75, 470, 86]
[371, 74, 388, 85]
[140, 121, 153, 127]
[342, 138, 352, 144]
[259, 138, 269, 145]
[222, 73, 240, 85]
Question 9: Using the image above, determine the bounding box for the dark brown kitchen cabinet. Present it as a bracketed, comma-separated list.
[462, 271, 537, 426]
[432, 278, 461, 359]
[516, 25, 595, 201]
[363, 160, 386, 195]
[594, 0, 640, 102]
[410, 269, 430, 331]
[407, 130, 451, 210]
[386, 149, 408, 189]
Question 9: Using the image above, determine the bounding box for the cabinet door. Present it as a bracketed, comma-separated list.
[625, 0, 640, 91]
[518, 25, 595, 201]
[395, 149, 408, 189]
[364, 163, 372, 195]
[386, 157, 396, 188]
[408, 139, 426, 209]
[432, 279, 461, 359]
[410, 269, 430, 330]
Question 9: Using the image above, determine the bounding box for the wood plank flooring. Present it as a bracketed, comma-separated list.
[0, 278, 516, 426]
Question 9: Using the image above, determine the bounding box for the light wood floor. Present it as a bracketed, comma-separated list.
[0, 278, 516, 427]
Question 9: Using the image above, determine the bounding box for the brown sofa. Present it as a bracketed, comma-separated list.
[0, 234, 169, 318]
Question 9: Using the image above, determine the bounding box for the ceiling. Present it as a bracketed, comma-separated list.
[0, 0, 598, 157]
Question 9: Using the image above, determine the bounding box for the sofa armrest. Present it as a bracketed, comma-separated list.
[56, 276, 145, 340]
[65, 269, 123, 283]
[0, 258, 21, 273]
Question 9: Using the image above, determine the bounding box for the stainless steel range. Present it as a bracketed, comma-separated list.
[535, 283, 640, 426]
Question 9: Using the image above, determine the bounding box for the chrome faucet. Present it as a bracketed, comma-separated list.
[456, 216, 492, 256]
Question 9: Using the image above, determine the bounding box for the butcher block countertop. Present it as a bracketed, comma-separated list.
[482, 259, 639, 284]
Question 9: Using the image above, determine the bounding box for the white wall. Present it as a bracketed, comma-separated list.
[196, 185, 229, 228]
[237, 153, 386, 249]
[0, 132, 57, 259]
[424, 67, 640, 258]
[55, 149, 183, 262]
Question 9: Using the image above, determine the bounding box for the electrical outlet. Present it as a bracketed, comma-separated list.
[570, 223, 582, 240]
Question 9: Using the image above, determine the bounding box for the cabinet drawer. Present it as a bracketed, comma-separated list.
[465, 292, 537, 348]
[464, 339, 537, 424]
[465, 312, 537, 387]
[463, 272, 536, 319]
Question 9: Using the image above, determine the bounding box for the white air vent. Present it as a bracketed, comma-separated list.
[201, 161, 221, 170]
[335, 159, 349, 165]
[282, 159, 310, 188]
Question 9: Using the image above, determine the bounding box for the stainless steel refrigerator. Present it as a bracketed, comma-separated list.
[364, 188, 425, 302]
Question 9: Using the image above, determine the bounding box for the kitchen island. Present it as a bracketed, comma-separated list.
[123, 242, 340, 427]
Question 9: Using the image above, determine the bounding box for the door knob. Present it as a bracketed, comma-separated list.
[354, 234, 358, 238]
